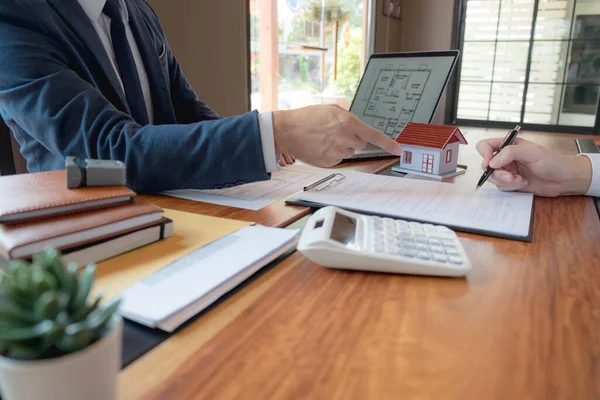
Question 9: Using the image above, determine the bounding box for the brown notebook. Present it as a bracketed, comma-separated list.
[0, 170, 135, 223]
[0, 200, 163, 260]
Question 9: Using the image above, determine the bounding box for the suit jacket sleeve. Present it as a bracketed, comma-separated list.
[0, 10, 270, 193]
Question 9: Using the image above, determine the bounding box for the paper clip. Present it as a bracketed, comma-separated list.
[303, 173, 346, 192]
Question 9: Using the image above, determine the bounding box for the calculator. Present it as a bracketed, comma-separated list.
[297, 206, 471, 277]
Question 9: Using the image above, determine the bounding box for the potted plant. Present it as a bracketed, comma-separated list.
[0, 248, 122, 400]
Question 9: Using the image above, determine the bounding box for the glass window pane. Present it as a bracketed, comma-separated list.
[559, 85, 599, 127]
[461, 42, 496, 80]
[249, 0, 369, 112]
[572, 4, 600, 40]
[529, 41, 569, 83]
[561, 85, 599, 116]
[490, 82, 525, 117]
[493, 41, 529, 82]
[464, 0, 501, 41]
[457, 0, 599, 128]
[534, 0, 572, 40]
[488, 110, 522, 122]
[524, 83, 560, 124]
[497, 0, 535, 41]
[457, 82, 492, 120]
[566, 40, 600, 85]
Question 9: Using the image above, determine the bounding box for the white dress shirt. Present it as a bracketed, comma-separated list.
[77, 0, 278, 173]
[582, 154, 600, 197]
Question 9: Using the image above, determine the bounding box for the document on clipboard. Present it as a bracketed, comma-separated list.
[162, 164, 333, 210]
[287, 170, 535, 242]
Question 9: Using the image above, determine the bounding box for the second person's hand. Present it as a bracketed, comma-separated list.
[476, 137, 592, 197]
[272, 105, 402, 168]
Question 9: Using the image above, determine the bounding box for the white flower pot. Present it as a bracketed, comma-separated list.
[0, 315, 122, 400]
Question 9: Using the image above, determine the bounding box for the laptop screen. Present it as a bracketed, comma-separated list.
[350, 51, 459, 140]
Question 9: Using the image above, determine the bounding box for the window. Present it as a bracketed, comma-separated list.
[404, 150, 412, 164]
[454, 0, 600, 133]
[249, 0, 375, 112]
[446, 149, 453, 163]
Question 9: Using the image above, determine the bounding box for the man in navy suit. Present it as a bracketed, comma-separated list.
[0, 0, 401, 192]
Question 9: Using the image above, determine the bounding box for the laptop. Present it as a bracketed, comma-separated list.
[347, 50, 460, 159]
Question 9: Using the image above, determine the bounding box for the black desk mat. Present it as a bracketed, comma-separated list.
[120, 249, 295, 369]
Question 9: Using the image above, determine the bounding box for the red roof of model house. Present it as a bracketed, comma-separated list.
[395, 122, 467, 150]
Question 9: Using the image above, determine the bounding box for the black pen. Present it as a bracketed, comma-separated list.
[476, 125, 522, 190]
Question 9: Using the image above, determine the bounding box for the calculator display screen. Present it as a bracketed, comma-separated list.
[331, 213, 357, 246]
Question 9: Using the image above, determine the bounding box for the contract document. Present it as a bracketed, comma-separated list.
[287, 170, 535, 241]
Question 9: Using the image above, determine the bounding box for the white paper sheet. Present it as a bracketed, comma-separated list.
[295, 170, 534, 240]
[162, 164, 333, 210]
[120, 225, 299, 331]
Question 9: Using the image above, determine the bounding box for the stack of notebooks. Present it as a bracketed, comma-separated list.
[0, 170, 173, 266]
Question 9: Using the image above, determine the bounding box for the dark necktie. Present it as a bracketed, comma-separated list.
[103, 0, 149, 125]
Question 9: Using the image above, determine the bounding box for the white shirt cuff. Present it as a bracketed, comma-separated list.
[257, 111, 279, 173]
[581, 154, 600, 197]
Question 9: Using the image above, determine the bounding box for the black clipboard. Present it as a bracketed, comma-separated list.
[288, 172, 535, 243]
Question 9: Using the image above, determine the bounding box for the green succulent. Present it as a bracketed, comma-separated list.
[0, 248, 120, 361]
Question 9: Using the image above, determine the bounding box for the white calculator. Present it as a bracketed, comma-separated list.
[297, 206, 471, 277]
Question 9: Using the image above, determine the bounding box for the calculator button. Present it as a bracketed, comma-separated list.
[441, 239, 455, 247]
[445, 248, 459, 256]
[433, 254, 448, 263]
[427, 238, 441, 246]
[430, 246, 445, 254]
[401, 249, 415, 258]
[399, 231, 413, 240]
[387, 246, 401, 254]
[400, 240, 414, 249]
[414, 243, 428, 250]
[374, 243, 385, 253]
[417, 251, 431, 260]
[383, 218, 395, 228]
[449, 256, 463, 265]
[413, 235, 427, 243]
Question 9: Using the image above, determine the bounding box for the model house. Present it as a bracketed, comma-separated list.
[394, 122, 468, 177]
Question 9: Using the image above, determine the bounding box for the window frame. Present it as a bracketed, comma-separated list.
[446, 149, 453, 163]
[447, 0, 600, 135]
[404, 150, 412, 164]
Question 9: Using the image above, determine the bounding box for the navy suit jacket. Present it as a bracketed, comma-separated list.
[0, 0, 269, 192]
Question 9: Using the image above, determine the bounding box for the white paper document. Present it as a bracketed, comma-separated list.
[120, 225, 299, 332]
[294, 171, 534, 240]
[162, 164, 333, 210]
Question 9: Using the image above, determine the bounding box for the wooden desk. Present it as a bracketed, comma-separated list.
[123, 128, 600, 399]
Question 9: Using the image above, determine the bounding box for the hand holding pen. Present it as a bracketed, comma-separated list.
[475, 128, 594, 197]
[476, 125, 521, 189]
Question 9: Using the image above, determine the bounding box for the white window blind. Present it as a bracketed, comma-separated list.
[456, 0, 600, 128]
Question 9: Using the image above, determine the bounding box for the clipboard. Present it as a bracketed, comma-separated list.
[303, 173, 346, 192]
[288, 171, 535, 242]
